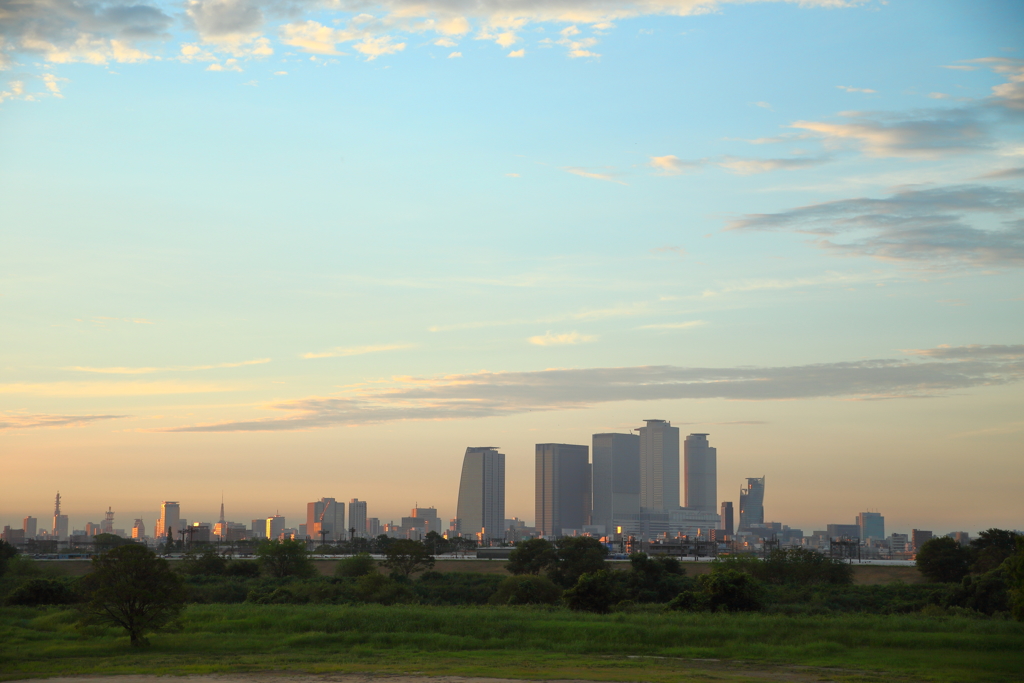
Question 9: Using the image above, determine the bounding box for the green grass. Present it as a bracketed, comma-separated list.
[1, 604, 1021, 682]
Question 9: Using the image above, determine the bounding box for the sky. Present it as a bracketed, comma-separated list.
[1, 0, 1022, 538]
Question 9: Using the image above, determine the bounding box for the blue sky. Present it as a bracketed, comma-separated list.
[1, 0, 1022, 536]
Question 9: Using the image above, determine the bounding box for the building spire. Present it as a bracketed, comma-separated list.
[219, 492, 225, 525]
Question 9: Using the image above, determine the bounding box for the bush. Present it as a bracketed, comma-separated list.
[548, 537, 608, 588]
[224, 560, 261, 578]
[383, 540, 434, 579]
[669, 569, 764, 612]
[415, 572, 503, 605]
[945, 567, 1011, 616]
[180, 548, 228, 576]
[490, 574, 562, 606]
[354, 572, 414, 605]
[713, 549, 852, 586]
[563, 570, 622, 613]
[917, 537, 972, 583]
[507, 538, 558, 575]
[5, 578, 78, 606]
[256, 540, 317, 579]
[625, 553, 691, 603]
[1004, 536, 1024, 622]
[335, 553, 378, 578]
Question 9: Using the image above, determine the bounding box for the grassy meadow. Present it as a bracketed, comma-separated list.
[1, 603, 1022, 683]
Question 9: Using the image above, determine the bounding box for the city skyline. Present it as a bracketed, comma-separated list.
[1, 0, 1022, 536]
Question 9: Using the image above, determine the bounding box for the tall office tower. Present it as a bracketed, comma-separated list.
[367, 517, 381, 537]
[52, 492, 69, 541]
[131, 519, 146, 539]
[684, 433, 717, 514]
[101, 507, 114, 534]
[720, 502, 734, 536]
[857, 512, 885, 540]
[638, 419, 680, 512]
[455, 447, 505, 540]
[156, 501, 180, 539]
[911, 529, 933, 550]
[535, 443, 591, 537]
[23, 516, 37, 539]
[737, 477, 765, 532]
[266, 514, 286, 540]
[251, 519, 265, 538]
[349, 499, 367, 538]
[306, 498, 344, 542]
[591, 433, 640, 533]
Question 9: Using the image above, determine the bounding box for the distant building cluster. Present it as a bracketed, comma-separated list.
[0, 423, 992, 558]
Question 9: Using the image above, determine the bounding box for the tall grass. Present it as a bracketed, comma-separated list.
[1, 604, 1021, 682]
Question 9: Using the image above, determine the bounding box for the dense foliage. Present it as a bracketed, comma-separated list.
[916, 537, 973, 583]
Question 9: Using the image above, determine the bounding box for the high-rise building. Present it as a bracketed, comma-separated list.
[684, 433, 717, 514]
[737, 477, 765, 532]
[720, 501, 734, 536]
[306, 498, 344, 542]
[131, 519, 145, 539]
[591, 433, 640, 533]
[911, 529, 933, 550]
[156, 501, 180, 539]
[535, 443, 591, 537]
[101, 507, 114, 534]
[455, 446, 505, 540]
[827, 523, 860, 539]
[367, 517, 381, 537]
[251, 519, 265, 538]
[857, 512, 884, 540]
[23, 516, 37, 539]
[639, 419, 680, 512]
[52, 492, 69, 541]
[266, 514, 286, 540]
[349, 499, 368, 538]
[402, 506, 443, 536]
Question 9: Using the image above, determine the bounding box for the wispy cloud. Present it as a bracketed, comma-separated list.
[0, 412, 127, 431]
[527, 331, 596, 346]
[638, 320, 707, 330]
[157, 344, 1024, 432]
[836, 85, 876, 93]
[728, 184, 1024, 269]
[303, 344, 414, 359]
[648, 154, 828, 176]
[563, 167, 627, 185]
[0, 382, 238, 397]
[66, 358, 270, 374]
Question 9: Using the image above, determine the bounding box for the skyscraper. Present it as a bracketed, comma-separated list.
[349, 499, 367, 538]
[638, 419, 680, 512]
[857, 512, 884, 540]
[132, 519, 146, 539]
[156, 501, 180, 539]
[101, 507, 114, 534]
[535, 443, 591, 537]
[720, 501, 734, 536]
[23, 516, 37, 539]
[455, 447, 505, 540]
[737, 477, 765, 532]
[684, 433, 717, 514]
[591, 432, 640, 533]
[52, 492, 69, 541]
[266, 514, 285, 540]
[306, 498, 344, 542]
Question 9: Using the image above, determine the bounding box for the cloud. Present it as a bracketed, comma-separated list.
[648, 154, 827, 176]
[790, 110, 987, 158]
[728, 184, 1024, 268]
[637, 320, 706, 329]
[303, 343, 413, 359]
[65, 358, 270, 374]
[753, 101, 772, 109]
[0, 381, 238, 397]
[904, 344, 1024, 360]
[157, 344, 1024, 432]
[836, 85, 875, 93]
[354, 35, 405, 60]
[508, 48, 524, 57]
[207, 58, 243, 71]
[651, 245, 686, 256]
[528, 331, 596, 346]
[978, 167, 1024, 180]
[448, 51, 462, 58]
[0, 412, 127, 431]
[563, 167, 627, 185]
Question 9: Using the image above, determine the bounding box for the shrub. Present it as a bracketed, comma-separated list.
[335, 553, 378, 578]
[383, 540, 434, 579]
[180, 548, 228, 576]
[5, 578, 78, 606]
[625, 553, 691, 603]
[256, 540, 317, 579]
[669, 569, 764, 612]
[548, 537, 608, 588]
[415, 572, 503, 606]
[563, 570, 622, 614]
[945, 567, 1011, 616]
[490, 574, 562, 606]
[507, 538, 558, 575]
[224, 560, 261, 578]
[713, 549, 851, 586]
[354, 572, 414, 605]
[917, 537, 972, 583]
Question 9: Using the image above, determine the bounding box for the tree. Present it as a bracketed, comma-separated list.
[92, 533, 131, 552]
[1002, 535, 1024, 622]
[79, 544, 184, 647]
[180, 547, 228, 576]
[383, 539, 434, 578]
[6, 578, 77, 607]
[668, 569, 764, 613]
[625, 552, 690, 603]
[916, 537, 972, 583]
[756, 548, 853, 586]
[0, 539, 17, 578]
[256, 539, 317, 578]
[424, 531, 450, 555]
[335, 553, 378, 578]
[971, 529, 1020, 574]
[548, 536, 608, 588]
[563, 570, 622, 613]
[490, 574, 563, 606]
[507, 538, 558, 575]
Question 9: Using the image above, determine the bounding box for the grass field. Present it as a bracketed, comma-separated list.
[1, 603, 1020, 683]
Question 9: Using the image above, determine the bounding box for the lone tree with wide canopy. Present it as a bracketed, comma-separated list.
[79, 543, 184, 647]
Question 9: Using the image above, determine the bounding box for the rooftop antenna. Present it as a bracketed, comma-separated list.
[219, 493, 225, 525]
